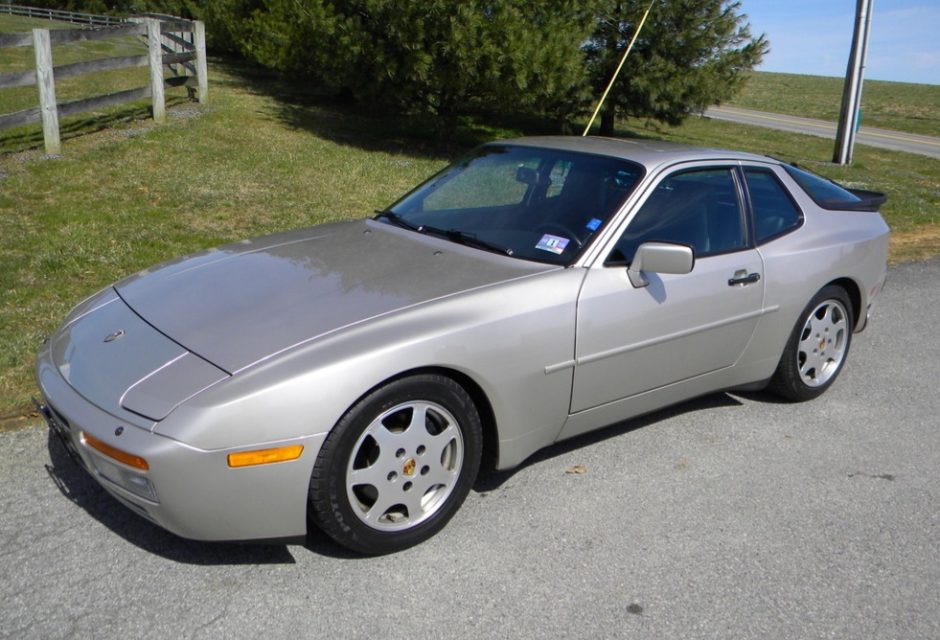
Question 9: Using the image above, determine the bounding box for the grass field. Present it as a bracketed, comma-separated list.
[2, 17, 939, 418]
[731, 71, 940, 138]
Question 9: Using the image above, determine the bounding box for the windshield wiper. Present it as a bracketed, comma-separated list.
[375, 212, 514, 257]
[417, 224, 514, 257]
[374, 209, 419, 231]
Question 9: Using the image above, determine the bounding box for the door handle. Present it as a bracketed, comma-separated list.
[728, 271, 761, 286]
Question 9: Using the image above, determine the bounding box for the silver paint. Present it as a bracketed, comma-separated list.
[36, 137, 889, 542]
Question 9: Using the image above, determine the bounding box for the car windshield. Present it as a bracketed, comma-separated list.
[380, 145, 644, 265]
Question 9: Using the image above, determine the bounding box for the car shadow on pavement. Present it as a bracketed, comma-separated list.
[44, 429, 300, 565]
[474, 391, 745, 492]
[730, 388, 795, 405]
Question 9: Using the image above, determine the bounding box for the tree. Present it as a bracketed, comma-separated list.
[203, 0, 597, 144]
[347, 1, 598, 142]
[584, 0, 768, 135]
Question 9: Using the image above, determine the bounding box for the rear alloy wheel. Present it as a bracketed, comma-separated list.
[309, 374, 482, 554]
[769, 285, 853, 401]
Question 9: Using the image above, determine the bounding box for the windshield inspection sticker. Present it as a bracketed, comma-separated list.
[535, 234, 570, 255]
[585, 217, 603, 231]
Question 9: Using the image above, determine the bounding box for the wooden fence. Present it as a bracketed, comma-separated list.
[0, 3, 125, 27]
[0, 13, 207, 154]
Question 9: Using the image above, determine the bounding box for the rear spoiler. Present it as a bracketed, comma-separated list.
[828, 189, 887, 212]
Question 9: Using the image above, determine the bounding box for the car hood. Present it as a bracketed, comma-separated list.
[115, 219, 552, 373]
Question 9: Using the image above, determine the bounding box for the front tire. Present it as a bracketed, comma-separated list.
[309, 374, 483, 554]
[768, 285, 853, 401]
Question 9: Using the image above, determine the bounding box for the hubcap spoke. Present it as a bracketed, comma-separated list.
[831, 318, 846, 335]
[423, 463, 457, 488]
[428, 423, 459, 461]
[801, 350, 826, 378]
[348, 463, 386, 487]
[362, 491, 397, 524]
[401, 490, 427, 521]
[406, 403, 429, 437]
[799, 333, 817, 350]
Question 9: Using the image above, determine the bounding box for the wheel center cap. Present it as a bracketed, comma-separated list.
[819, 337, 827, 351]
[402, 458, 417, 477]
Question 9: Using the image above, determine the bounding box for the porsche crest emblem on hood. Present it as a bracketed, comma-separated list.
[103, 329, 125, 343]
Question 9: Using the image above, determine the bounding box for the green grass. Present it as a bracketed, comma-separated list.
[2, 21, 939, 418]
[0, 14, 77, 31]
[731, 71, 940, 137]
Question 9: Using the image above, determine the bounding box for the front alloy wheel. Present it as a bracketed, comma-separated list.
[309, 374, 482, 554]
[345, 400, 464, 531]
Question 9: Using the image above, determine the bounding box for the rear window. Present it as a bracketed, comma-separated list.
[783, 165, 885, 211]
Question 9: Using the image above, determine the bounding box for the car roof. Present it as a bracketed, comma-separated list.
[494, 135, 777, 171]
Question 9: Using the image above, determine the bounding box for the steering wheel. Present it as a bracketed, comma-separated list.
[534, 223, 584, 249]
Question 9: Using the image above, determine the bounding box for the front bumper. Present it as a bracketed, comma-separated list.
[36, 342, 326, 542]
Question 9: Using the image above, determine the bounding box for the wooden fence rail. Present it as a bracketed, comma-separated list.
[0, 14, 207, 153]
[0, 3, 125, 27]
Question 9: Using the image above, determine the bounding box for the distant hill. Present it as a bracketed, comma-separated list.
[729, 71, 939, 137]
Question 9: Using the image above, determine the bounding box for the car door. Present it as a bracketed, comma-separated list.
[570, 165, 765, 413]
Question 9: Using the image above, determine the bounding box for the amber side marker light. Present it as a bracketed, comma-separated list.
[81, 431, 149, 471]
[228, 445, 304, 468]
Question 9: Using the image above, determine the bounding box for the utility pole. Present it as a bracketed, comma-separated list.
[833, 0, 874, 165]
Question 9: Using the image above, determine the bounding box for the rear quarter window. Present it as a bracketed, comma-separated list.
[744, 168, 803, 244]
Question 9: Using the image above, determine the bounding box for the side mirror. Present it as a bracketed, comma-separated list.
[627, 242, 694, 288]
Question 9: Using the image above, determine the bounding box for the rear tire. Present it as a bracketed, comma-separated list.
[309, 374, 482, 555]
[768, 285, 853, 401]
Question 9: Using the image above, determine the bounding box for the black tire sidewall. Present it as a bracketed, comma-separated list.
[310, 374, 483, 554]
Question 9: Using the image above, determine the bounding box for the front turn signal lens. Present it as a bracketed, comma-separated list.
[81, 431, 149, 470]
[228, 445, 304, 468]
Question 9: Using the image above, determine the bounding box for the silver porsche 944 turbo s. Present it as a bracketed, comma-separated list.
[36, 136, 889, 554]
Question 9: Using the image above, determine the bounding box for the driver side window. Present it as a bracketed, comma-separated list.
[607, 167, 746, 265]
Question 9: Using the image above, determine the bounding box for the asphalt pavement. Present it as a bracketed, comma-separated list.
[705, 105, 940, 159]
[1, 258, 939, 640]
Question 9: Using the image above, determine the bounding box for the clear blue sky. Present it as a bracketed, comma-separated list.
[739, 0, 939, 85]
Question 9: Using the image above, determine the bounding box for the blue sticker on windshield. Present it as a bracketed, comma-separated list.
[586, 217, 602, 231]
[535, 234, 570, 255]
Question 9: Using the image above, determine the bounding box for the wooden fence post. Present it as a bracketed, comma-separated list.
[194, 21, 208, 104]
[146, 19, 165, 123]
[32, 28, 60, 154]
